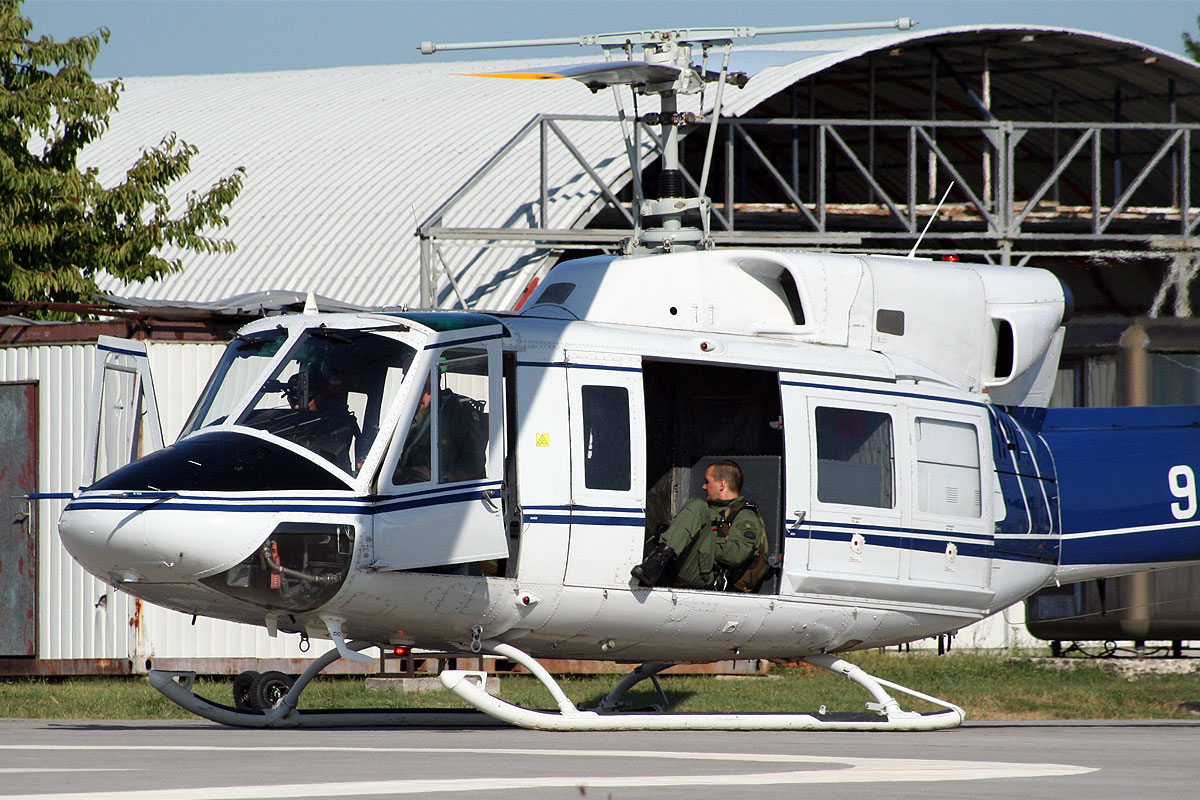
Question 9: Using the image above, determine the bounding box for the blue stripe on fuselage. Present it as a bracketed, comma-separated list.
[65, 482, 503, 516]
[793, 520, 995, 560]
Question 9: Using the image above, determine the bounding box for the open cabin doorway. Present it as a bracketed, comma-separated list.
[642, 360, 784, 593]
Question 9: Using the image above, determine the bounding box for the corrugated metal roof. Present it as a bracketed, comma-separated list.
[82, 26, 1200, 312]
[84, 53, 660, 311]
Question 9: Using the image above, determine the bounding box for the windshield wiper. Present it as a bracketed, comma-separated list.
[234, 325, 287, 350]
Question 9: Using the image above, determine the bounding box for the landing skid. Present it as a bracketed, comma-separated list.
[149, 638, 963, 731]
[148, 640, 505, 728]
[438, 640, 965, 731]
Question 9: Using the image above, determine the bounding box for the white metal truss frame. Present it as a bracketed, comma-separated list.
[417, 114, 1200, 313]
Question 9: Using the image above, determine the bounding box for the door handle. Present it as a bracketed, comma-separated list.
[481, 489, 500, 512]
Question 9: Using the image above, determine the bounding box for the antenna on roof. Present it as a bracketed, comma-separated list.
[422, 17, 916, 254]
[303, 292, 320, 315]
[907, 182, 955, 259]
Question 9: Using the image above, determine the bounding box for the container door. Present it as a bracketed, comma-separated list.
[0, 383, 37, 656]
[83, 336, 164, 486]
[563, 355, 646, 588]
[373, 337, 508, 570]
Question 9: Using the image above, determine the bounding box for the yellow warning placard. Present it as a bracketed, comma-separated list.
[535, 433, 550, 447]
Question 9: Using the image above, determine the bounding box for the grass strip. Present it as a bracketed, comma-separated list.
[1, 651, 1198, 720]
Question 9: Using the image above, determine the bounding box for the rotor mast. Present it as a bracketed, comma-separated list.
[420, 18, 915, 252]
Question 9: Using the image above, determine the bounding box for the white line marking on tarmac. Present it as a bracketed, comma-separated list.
[0, 745, 1095, 798]
[0, 769, 136, 774]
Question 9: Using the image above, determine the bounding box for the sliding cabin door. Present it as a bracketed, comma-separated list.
[562, 354, 646, 588]
[780, 377, 995, 611]
[779, 378, 905, 599]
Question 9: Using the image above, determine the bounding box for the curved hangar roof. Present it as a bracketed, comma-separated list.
[83, 25, 1200, 312]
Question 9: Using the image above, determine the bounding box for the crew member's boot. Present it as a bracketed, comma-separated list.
[631, 543, 676, 587]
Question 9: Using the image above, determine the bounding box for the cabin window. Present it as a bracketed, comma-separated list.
[876, 309, 905, 336]
[535, 283, 575, 306]
[814, 407, 894, 508]
[915, 418, 982, 518]
[580, 385, 631, 490]
[394, 347, 489, 485]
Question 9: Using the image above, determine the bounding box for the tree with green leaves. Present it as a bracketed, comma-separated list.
[1184, 16, 1200, 61]
[0, 0, 244, 311]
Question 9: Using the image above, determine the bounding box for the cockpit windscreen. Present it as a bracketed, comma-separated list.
[236, 328, 417, 475]
[182, 327, 289, 434]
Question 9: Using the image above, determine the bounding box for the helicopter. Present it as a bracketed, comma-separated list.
[57, 18, 1200, 731]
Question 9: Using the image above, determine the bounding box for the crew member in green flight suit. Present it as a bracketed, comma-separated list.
[631, 460, 767, 590]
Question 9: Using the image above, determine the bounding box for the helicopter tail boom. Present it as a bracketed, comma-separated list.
[1021, 405, 1200, 583]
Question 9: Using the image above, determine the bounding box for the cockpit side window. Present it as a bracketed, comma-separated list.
[236, 329, 416, 475]
[393, 347, 489, 486]
[182, 327, 288, 435]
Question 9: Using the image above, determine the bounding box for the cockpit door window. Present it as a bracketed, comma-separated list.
[393, 347, 490, 486]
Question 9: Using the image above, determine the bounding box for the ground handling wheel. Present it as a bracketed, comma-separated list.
[232, 671, 259, 710]
[248, 670, 295, 710]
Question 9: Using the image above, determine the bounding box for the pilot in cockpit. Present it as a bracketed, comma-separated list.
[394, 376, 487, 485]
[283, 367, 360, 471]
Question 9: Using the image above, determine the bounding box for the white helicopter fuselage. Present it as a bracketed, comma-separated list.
[60, 248, 1076, 662]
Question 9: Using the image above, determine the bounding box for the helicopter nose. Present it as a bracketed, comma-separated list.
[59, 494, 269, 584]
[59, 497, 154, 582]
[59, 431, 351, 585]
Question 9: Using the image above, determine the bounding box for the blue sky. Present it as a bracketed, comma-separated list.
[22, 0, 1200, 78]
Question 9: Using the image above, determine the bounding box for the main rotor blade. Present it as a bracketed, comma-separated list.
[461, 61, 682, 89]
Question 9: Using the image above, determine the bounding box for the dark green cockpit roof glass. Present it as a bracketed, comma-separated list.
[381, 311, 507, 333]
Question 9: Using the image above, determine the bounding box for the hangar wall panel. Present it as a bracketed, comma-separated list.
[0, 341, 322, 669]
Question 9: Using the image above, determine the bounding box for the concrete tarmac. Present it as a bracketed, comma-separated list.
[1, 717, 1197, 799]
